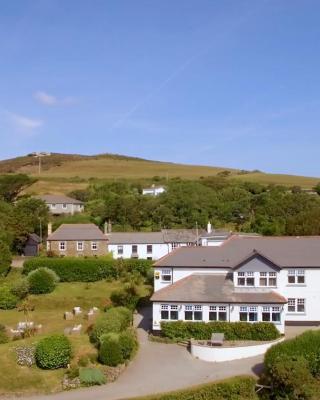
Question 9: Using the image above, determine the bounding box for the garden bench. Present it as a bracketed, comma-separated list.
[210, 333, 224, 346]
[73, 307, 82, 315]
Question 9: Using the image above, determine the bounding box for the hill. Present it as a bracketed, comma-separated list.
[0, 152, 318, 194]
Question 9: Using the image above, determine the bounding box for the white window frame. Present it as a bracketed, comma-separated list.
[50, 203, 56, 209]
[239, 306, 258, 322]
[262, 306, 281, 323]
[117, 245, 124, 255]
[59, 241, 66, 251]
[62, 203, 68, 209]
[288, 298, 305, 313]
[161, 269, 172, 282]
[77, 241, 84, 251]
[237, 271, 255, 286]
[209, 305, 227, 321]
[160, 304, 179, 320]
[259, 272, 277, 287]
[147, 244, 153, 254]
[91, 242, 98, 251]
[288, 269, 305, 285]
[184, 305, 203, 321]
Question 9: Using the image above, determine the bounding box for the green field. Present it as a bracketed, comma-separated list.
[0, 152, 318, 194]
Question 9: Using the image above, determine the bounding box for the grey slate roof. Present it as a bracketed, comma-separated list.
[107, 232, 165, 244]
[155, 235, 320, 268]
[47, 224, 107, 241]
[151, 273, 287, 304]
[37, 195, 83, 205]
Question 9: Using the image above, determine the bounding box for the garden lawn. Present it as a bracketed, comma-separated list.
[0, 269, 150, 395]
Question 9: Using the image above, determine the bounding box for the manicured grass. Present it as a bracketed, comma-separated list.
[0, 269, 150, 395]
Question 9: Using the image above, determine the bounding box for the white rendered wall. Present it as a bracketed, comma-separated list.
[109, 243, 169, 260]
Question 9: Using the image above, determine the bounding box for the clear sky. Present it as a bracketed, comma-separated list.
[0, 0, 319, 176]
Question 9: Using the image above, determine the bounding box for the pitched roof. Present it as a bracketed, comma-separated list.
[162, 229, 207, 243]
[155, 235, 320, 268]
[37, 195, 83, 205]
[151, 273, 287, 304]
[47, 224, 107, 241]
[28, 233, 41, 243]
[107, 232, 165, 244]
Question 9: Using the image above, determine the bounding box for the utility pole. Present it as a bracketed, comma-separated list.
[33, 152, 51, 175]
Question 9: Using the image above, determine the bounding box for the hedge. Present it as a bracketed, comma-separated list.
[161, 321, 280, 341]
[131, 376, 258, 400]
[23, 257, 152, 282]
[35, 334, 72, 369]
[0, 286, 18, 310]
[27, 267, 59, 294]
[98, 333, 123, 366]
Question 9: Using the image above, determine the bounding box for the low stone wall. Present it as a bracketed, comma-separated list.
[190, 338, 284, 362]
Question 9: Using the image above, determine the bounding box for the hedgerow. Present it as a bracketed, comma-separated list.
[161, 321, 280, 341]
[23, 257, 152, 282]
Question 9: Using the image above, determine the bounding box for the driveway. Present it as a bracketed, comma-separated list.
[19, 307, 264, 400]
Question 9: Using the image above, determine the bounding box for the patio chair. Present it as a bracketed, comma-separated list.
[210, 333, 224, 346]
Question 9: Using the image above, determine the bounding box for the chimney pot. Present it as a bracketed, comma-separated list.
[207, 221, 212, 234]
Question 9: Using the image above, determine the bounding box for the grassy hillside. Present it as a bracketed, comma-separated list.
[0, 152, 318, 194]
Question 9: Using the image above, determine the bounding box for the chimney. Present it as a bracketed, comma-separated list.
[48, 222, 52, 236]
[104, 221, 112, 234]
[108, 220, 112, 233]
[207, 221, 212, 234]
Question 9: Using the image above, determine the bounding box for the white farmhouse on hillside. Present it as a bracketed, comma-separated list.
[37, 195, 84, 215]
[151, 235, 320, 334]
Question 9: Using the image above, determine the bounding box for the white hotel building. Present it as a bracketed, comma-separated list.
[151, 236, 320, 334]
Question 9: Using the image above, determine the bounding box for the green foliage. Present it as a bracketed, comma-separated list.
[0, 240, 12, 276]
[10, 278, 29, 299]
[89, 307, 132, 344]
[0, 286, 18, 309]
[27, 267, 59, 294]
[132, 376, 258, 400]
[98, 333, 123, 366]
[110, 283, 140, 310]
[0, 323, 9, 344]
[161, 321, 280, 341]
[0, 174, 36, 203]
[35, 334, 72, 369]
[23, 257, 152, 282]
[119, 329, 138, 360]
[79, 367, 106, 386]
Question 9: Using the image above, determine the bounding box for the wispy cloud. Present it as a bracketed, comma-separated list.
[34, 90, 78, 106]
[2, 110, 43, 135]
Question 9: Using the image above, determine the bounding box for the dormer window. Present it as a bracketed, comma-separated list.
[259, 272, 277, 287]
[237, 272, 254, 286]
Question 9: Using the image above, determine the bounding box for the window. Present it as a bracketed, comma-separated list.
[259, 272, 277, 287]
[59, 241, 66, 251]
[117, 245, 123, 255]
[262, 306, 281, 323]
[132, 245, 138, 254]
[239, 306, 258, 322]
[147, 257, 152, 260]
[237, 272, 255, 286]
[91, 242, 98, 251]
[62, 203, 67, 209]
[77, 241, 84, 251]
[161, 269, 172, 282]
[147, 244, 153, 254]
[209, 305, 227, 321]
[184, 305, 202, 321]
[50, 203, 56, 209]
[288, 298, 305, 313]
[161, 304, 178, 320]
[288, 269, 305, 284]
[172, 243, 178, 249]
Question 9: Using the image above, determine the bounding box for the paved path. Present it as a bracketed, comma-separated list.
[18, 308, 264, 400]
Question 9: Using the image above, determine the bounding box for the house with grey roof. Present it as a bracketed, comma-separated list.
[37, 195, 84, 215]
[151, 235, 320, 334]
[107, 223, 231, 260]
[46, 223, 108, 257]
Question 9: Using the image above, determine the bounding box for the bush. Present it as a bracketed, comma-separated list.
[10, 278, 29, 299]
[110, 283, 140, 310]
[0, 323, 9, 344]
[79, 367, 106, 386]
[27, 267, 59, 294]
[35, 334, 72, 369]
[0, 286, 18, 309]
[98, 333, 123, 366]
[161, 321, 280, 341]
[131, 376, 258, 400]
[89, 307, 132, 344]
[23, 257, 152, 282]
[0, 240, 12, 277]
[119, 329, 138, 360]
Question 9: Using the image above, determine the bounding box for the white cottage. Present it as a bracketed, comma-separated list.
[151, 235, 320, 334]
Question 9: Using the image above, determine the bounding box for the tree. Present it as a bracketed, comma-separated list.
[0, 174, 36, 203]
[0, 240, 12, 276]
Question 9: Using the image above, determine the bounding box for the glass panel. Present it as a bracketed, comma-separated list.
[238, 277, 245, 286]
[249, 312, 258, 322]
[269, 277, 277, 286]
[297, 275, 305, 284]
[185, 311, 193, 320]
[262, 312, 270, 321]
[239, 312, 248, 321]
[170, 311, 178, 320]
[247, 277, 255, 286]
[260, 278, 268, 286]
[194, 311, 203, 321]
[288, 275, 296, 284]
[161, 311, 169, 320]
[272, 313, 281, 322]
[209, 312, 217, 321]
[219, 312, 227, 321]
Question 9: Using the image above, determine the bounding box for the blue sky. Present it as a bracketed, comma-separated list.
[0, 0, 319, 176]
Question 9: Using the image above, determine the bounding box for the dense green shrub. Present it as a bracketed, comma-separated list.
[0, 323, 9, 344]
[119, 329, 138, 360]
[98, 333, 123, 366]
[265, 330, 320, 378]
[0, 240, 12, 277]
[23, 257, 152, 282]
[79, 367, 106, 386]
[161, 321, 280, 341]
[89, 307, 132, 344]
[10, 278, 29, 299]
[0, 286, 18, 309]
[35, 334, 72, 369]
[27, 267, 59, 294]
[131, 376, 258, 400]
[110, 283, 140, 310]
